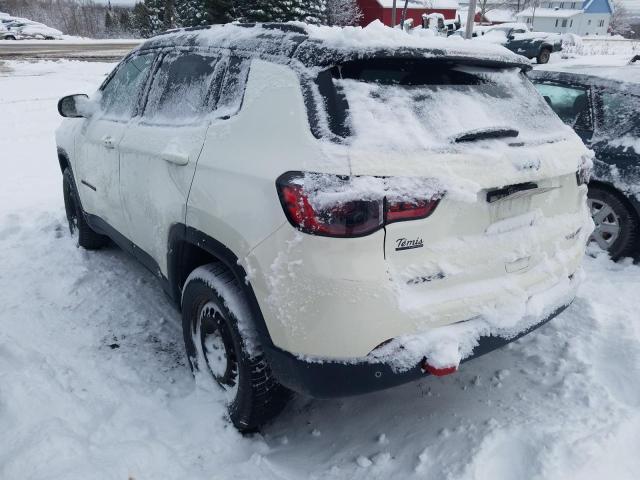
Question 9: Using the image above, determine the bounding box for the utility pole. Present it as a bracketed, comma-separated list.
[392, 0, 397, 26]
[465, 0, 478, 38]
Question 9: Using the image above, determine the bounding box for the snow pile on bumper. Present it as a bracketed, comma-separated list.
[368, 269, 583, 372]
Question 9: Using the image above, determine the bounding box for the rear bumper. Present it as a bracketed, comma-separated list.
[265, 303, 570, 398]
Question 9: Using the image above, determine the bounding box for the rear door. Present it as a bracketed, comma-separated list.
[74, 51, 156, 235]
[591, 88, 640, 187]
[118, 49, 226, 274]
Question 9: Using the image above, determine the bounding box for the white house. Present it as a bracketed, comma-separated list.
[515, 0, 613, 35]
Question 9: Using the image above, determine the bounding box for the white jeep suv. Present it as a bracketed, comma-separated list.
[55, 22, 592, 431]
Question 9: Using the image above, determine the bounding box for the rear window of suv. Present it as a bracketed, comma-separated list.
[320, 58, 566, 150]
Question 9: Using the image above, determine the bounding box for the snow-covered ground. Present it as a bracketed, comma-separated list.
[1, 59, 640, 480]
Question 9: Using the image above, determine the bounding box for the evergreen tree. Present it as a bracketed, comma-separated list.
[236, 0, 327, 24]
[176, 0, 209, 27]
[205, 0, 234, 24]
[143, 0, 177, 34]
[104, 11, 115, 34]
[132, 2, 154, 37]
[119, 9, 133, 33]
[163, 0, 177, 29]
[303, 0, 328, 24]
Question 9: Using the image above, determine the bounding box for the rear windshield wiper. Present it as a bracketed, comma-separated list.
[452, 127, 520, 143]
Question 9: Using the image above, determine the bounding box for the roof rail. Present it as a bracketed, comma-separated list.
[232, 22, 308, 34]
[261, 23, 307, 34]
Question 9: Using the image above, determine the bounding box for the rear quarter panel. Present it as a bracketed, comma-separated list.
[186, 59, 349, 264]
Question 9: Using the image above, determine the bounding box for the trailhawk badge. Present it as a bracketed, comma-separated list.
[395, 237, 424, 251]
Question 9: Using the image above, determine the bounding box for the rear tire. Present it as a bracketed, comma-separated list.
[62, 168, 109, 250]
[182, 263, 290, 432]
[588, 186, 639, 260]
[537, 48, 551, 64]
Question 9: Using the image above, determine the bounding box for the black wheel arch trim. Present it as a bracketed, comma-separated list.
[57, 147, 71, 174]
[168, 224, 276, 348]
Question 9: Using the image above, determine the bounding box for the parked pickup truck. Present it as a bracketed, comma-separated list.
[474, 23, 563, 64]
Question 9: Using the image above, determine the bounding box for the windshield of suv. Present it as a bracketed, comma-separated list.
[332, 59, 567, 152]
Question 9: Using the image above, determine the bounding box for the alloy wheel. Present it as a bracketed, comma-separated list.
[588, 197, 621, 250]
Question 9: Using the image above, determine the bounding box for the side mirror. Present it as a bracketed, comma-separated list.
[58, 94, 89, 118]
[507, 34, 515, 40]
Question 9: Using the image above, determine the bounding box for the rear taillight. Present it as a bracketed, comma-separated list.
[386, 199, 439, 223]
[279, 182, 383, 237]
[276, 172, 441, 238]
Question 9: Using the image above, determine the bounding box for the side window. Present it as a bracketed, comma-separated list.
[535, 83, 592, 130]
[600, 92, 640, 126]
[100, 53, 155, 120]
[216, 56, 251, 118]
[598, 91, 638, 136]
[144, 51, 223, 124]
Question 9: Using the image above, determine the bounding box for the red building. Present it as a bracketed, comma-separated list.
[357, 0, 460, 27]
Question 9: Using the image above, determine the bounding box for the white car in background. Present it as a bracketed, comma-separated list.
[0, 16, 62, 40]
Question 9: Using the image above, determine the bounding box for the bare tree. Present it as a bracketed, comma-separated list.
[609, 0, 633, 37]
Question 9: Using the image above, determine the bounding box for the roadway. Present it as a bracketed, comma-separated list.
[0, 40, 141, 61]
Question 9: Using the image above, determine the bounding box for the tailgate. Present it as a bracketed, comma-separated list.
[382, 172, 586, 326]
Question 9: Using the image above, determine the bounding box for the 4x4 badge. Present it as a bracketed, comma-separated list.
[395, 237, 423, 251]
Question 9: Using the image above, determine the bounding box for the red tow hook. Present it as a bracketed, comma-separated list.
[421, 358, 458, 377]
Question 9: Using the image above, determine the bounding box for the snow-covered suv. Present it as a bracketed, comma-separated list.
[55, 22, 592, 431]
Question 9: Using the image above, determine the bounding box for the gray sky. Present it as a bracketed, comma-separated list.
[95, 0, 640, 16]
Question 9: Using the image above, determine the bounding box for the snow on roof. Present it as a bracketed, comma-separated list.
[484, 9, 517, 22]
[487, 22, 530, 30]
[516, 7, 583, 18]
[153, 22, 529, 69]
[534, 55, 640, 84]
[376, 0, 460, 9]
[301, 21, 526, 63]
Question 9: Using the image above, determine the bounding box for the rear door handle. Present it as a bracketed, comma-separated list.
[161, 152, 189, 166]
[102, 135, 115, 149]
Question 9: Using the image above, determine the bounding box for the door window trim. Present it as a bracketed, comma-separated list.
[138, 47, 233, 127]
[536, 80, 594, 133]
